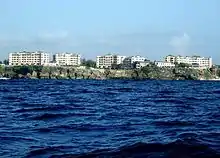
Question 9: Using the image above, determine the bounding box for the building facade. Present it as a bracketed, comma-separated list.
[176, 56, 212, 69]
[9, 51, 49, 66]
[165, 55, 176, 63]
[155, 61, 175, 68]
[96, 54, 126, 68]
[122, 55, 146, 69]
[165, 55, 212, 69]
[134, 60, 150, 69]
[53, 53, 81, 66]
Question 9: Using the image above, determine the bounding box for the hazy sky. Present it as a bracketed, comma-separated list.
[0, 0, 220, 63]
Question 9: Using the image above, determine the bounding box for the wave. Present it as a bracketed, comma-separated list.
[14, 103, 87, 113]
[26, 146, 75, 158]
[34, 123, 135, 133]
[31, 113, 69, 120]
[14, 105, 77, 113]
[14, 107, 60, 113]
[106, 87, 134, 93]
[152, 99, 185, 104]
[25, 139, 220, 158]
[154, 120, 195, 127]
[2, 80, 220, 158]
[0, 136, 37, 142]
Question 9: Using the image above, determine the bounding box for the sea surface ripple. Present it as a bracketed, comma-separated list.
[0, 79, 220, 158]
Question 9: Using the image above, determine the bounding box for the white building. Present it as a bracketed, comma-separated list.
[155, 61, 175, 68]
[96, 54, 126, 68]
[165, 55, 176, 63]
[165, 55, 212, 69]
[9, 51, 49, 66]
[176, 56, 212, 69]
[134, 61, 150, 69]
[42, 62, 58, 67]
[53, 53, 81, 66]
[123, 55, 146, 69]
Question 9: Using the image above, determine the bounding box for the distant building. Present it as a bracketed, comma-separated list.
[9, 51, 49, 66]
[165, 55, 176, 63]
[155, 61, 175, 68]
[165, 55, 212, 69]
[134, 60, 150, 69]
[43, 62, 58, 67]
[53, 53, 81, 66]
[96, 54, 126, 68]
[122, 55, 146, 69]
[176, 56, 212, 69]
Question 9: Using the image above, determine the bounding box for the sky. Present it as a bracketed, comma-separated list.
[0, 0, 220, 63]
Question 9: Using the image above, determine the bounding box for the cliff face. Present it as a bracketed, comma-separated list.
[32, 67, 134, 80]
[2, 65, 218, 80]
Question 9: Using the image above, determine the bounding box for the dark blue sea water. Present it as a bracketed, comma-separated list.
[0, 79, 220, 158]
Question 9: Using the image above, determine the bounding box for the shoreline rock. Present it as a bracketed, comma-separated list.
[1, 65, 219, 81]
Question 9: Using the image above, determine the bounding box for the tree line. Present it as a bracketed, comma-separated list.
[0, 59, 9, 65]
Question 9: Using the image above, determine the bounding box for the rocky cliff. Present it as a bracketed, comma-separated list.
[1, 65, 219, 80]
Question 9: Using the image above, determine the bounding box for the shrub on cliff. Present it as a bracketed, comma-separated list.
[81, 59, 96, 68]
[175, 62, 191, 68]
[216, 69, 220, 77]
[0, 65, 4, 76]
[140, 64, 160, 78]
[12, 66, 32, 75]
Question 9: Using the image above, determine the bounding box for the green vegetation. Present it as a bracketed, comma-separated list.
[3, 60, 9, 65]
[203, 69, 213, 79]
[12, 66, 43, 76]
[81, 59, 96, 68]
[0, 65, 4, 76]
[0, 60, 9, 65]
[216, 69, 220, 77]
[175, 62, 191, 68]
[0, 64, 218, 80]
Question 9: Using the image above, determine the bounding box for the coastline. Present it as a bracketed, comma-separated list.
[1, 65, 220, 81]
[4, 76, 220, 81]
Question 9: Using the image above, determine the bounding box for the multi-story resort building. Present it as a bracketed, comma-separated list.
[9, 51, 49, 66]
[53, 53, 81, 66]
[96, 54, 126, 68]
[165, 55, 212, 69]
[122, 55, 147, 69]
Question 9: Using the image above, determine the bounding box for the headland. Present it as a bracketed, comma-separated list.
[1, 64, 220, 81]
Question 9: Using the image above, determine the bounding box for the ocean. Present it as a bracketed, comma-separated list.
[0, 79, 220, 158]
